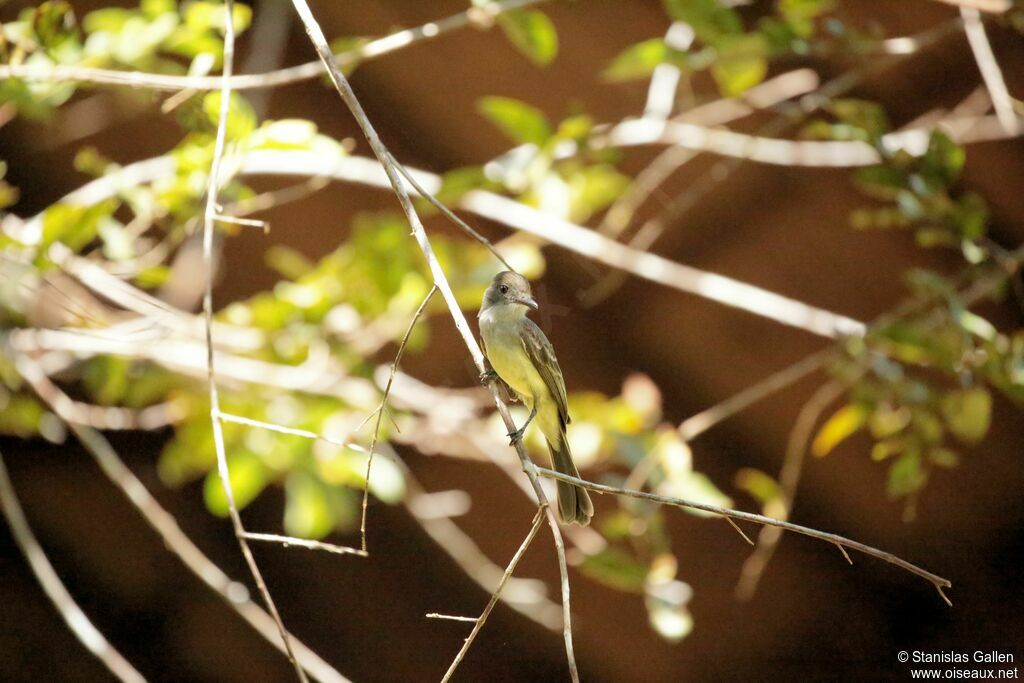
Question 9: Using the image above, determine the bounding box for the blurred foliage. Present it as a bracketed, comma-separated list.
[800, 99, 1022, 519]
[0, 0, 1020, 647]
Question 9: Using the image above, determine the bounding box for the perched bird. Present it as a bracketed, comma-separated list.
[478, 271, 594, 525]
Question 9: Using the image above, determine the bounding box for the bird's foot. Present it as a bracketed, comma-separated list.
[507, 425, 527, 446]
[479, 369, 499, 385]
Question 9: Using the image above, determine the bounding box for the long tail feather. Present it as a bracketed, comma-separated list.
[547, 437, 594, 526]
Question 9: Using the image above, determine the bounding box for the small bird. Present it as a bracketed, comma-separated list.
[478, 271, 594, 526]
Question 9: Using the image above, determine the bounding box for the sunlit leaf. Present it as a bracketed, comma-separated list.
[812, 403, 867, 457]
[498, 9, 558, 66]
[734, 468, 782, 507]
[710, 33, 767, 97]
[604, 38, 673, 82]
[478, 96, 552, 146]
[203, 451, 268, 516]
[284, 472, 337, 540]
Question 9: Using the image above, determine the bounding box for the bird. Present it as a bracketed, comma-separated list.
[478, 271, 594, 526]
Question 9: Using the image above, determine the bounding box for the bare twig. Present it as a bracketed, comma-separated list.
[441, 507, 546, 683]
[535, 467, 952, 601]
[0, 452, 146, 683]
[0, 0, 547, 92]
[284, 2, 579, 677]
[200, 5, 308, 680]
[359, 285, 437, 551]
[961, 6, 1019, 135]
[427, 613, 479, 623]
[735, 380, 845, 601]
[241, 532, 366, 557]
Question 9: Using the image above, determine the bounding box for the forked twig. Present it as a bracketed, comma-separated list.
[285, 2, 580, 678]
[441, 507, 546, 682]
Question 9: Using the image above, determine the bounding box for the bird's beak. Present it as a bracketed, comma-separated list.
[516, 295, 539, 310]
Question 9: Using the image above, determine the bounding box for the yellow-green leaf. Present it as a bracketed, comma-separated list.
[812, 403, 867, 457]
[498, 9, 558, 66]
[940, 387, 991, 444]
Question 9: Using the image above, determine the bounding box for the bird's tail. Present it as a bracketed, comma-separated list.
[546, 436, 594, 526]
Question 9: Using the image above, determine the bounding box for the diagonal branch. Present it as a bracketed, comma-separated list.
[285, 1, 580, 678]
[9, 354, 351, 682]
[534, 467, 953, 605]
[0, 451, 146, 683]
[440, 507, 546, 683]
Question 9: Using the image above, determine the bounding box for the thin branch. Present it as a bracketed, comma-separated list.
[401, 466, 563, 630]
[284, 2, 579, 678]
[0, 0, 547, 92]
[241, 532, 366, 557]
[390, 152, 513, 270]
[0, 451, 146, 683]
[10, 354, 350, 682]
[359, 285, 437, 551]
[441, 507, 546, 683]
[427, 613, 479, 623]
[200, 5, 308, 681]
[679, 348, 836, 441]
[961, 6, 1019, 136]
[735, 380, 845, 601]
[535, 467, 953, 600]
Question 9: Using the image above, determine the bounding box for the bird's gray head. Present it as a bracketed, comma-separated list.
[481, 271, 538, 315]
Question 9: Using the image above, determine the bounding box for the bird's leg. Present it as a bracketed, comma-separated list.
[479, 368, 499, 385]
[508, 406, 537, 446]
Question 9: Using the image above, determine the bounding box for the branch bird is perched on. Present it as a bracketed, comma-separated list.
[478, 271, 595, 526]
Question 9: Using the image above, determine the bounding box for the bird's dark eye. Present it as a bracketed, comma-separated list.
[499, 285, 509, 294]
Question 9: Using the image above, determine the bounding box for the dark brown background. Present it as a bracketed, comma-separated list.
[1, 1, 1022, 681]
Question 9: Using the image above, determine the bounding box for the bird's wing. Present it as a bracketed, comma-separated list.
[520, 318, 571, 427]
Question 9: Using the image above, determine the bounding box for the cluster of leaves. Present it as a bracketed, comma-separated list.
[605, 0, 840, 97]
[800, 102, 1022, 517]
[811, 274, 1022, 518]
[806, 99, 992, 262]
[0, 0, 252, 118]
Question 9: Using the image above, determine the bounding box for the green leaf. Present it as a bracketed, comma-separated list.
[928, 447, 959, 468]
[498, 9, 558, 66]
[579, 547, 647, 592]
[734, 468, 782, 506]
[940, 387, 991, 444]
[202, 91, 257, 140]
[603, 38, 672, 82]
[265, 245, 314, 279]
[567, 164, 630, 222]
[203, 451, 268, 516]
[41, 199, 119, 252]
[710, 33, 767, 97]
[477, 96, 552, 146]
[662, 0, 742, 43]
[435, 166, 490, 204]
[887, 449, 926, 498]
[183, 1, 251, 35]
[812, 403, 868, 456]
[284, 472, 337, 540]
[830, 99, 890, 139]
[328, 36, 370, 76]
